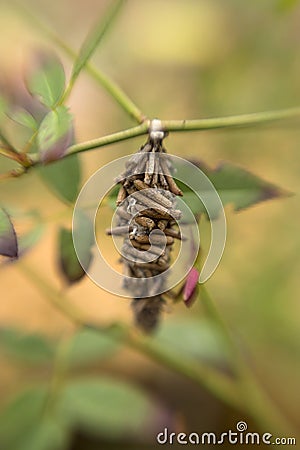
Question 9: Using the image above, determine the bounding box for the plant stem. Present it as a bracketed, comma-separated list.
[125, 330, 241, 409]
[18, 261, 298, 436]
[0, 143, 33, 167]
[0, 167, 27, 181]
[10, 105, 300, 167]
[162, 106, 300, 131]
[14, 3, 146, 124]
[62, 105, 300, 157]
[66, 121, 149, 155]
[0, 132, 19, 154]
[81, 64, 147, 123]
[0, 140, 33, 167]
[199, 285, 298, 437]
[0, 147, 21, 162]
[42, 337, 71, 417]
[62, 0, 125, 104]
[199, 285, 239, 361]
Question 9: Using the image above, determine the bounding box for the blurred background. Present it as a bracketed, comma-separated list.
[0, 0, 300, 448]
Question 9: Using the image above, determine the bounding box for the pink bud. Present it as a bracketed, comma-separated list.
[183, 267, 199, 307]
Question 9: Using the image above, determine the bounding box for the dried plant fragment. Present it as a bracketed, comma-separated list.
[107, 128, 183, 333]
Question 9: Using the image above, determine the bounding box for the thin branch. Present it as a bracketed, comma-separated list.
[14, 3, 146, 124]
[127, 331, 241, 410]
[66, 121, 149, 156]
[162, 106, 300, 131]
[198, 285, 298, 436]
[0, 167, 27, 181]
[0, 147, 21, 163]
[82, 64, 147, 123]
[0, 137, 33, 167]
[62, 0, 125, 103]
[3, 104, 300, 173]
[63, 106, 300, 157]
[0, 142, 33, 167]
[199, 285, 240, 362]
[42, 337, 71, 418]
[0, 131, 19, 154]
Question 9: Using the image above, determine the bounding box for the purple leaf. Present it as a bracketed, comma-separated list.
[25, 50, 66, 109]
[37, 106, 73, 163]
[0, 208, 18, 259]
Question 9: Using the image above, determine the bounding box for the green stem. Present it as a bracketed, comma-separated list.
[126, 331, 241, 410]
[199, 285, 298, 437]
[0, 147, 21, 162]
[62, 0, 125, 104]
[81, 64, 147, 123]
[9, 101, 300, 171]
[0, 132, 19, 154]
[23, 130, 38, 154]
[66, 121, 149, 155]
[0, 144, 33, 167]
[42, 337, 71, 417]
[14, 3, 146, 124]
[0, 139, 33, 167]
[199, 285, 239, 361]
[62, 106, 300, 157]
[162, 106, 300, 131]
[0, 167, 27, 182]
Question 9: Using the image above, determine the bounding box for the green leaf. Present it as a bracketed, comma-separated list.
[0, 387, 46, 449]
[0, 208, 18, 258]
[154, 318, 229, 364]
[38, 154, 81, 204]
[108, 160, 289, 218]
[20, 419, 69, 450]
[0, 328, 54, 364]
[8, 108, 38, 131]
[58, 211, 93, 284]
[25, 52, 65, 108]
[69, 0, 124, 88]
[0, 387, 69, 450]
[176, 160, 290, 216]
[58, 377, 163, 440]
[37, 106, 73, 163]
[67, 328, 120, 367]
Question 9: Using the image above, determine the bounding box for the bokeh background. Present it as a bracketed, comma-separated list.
[0, 0, 300, 448]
